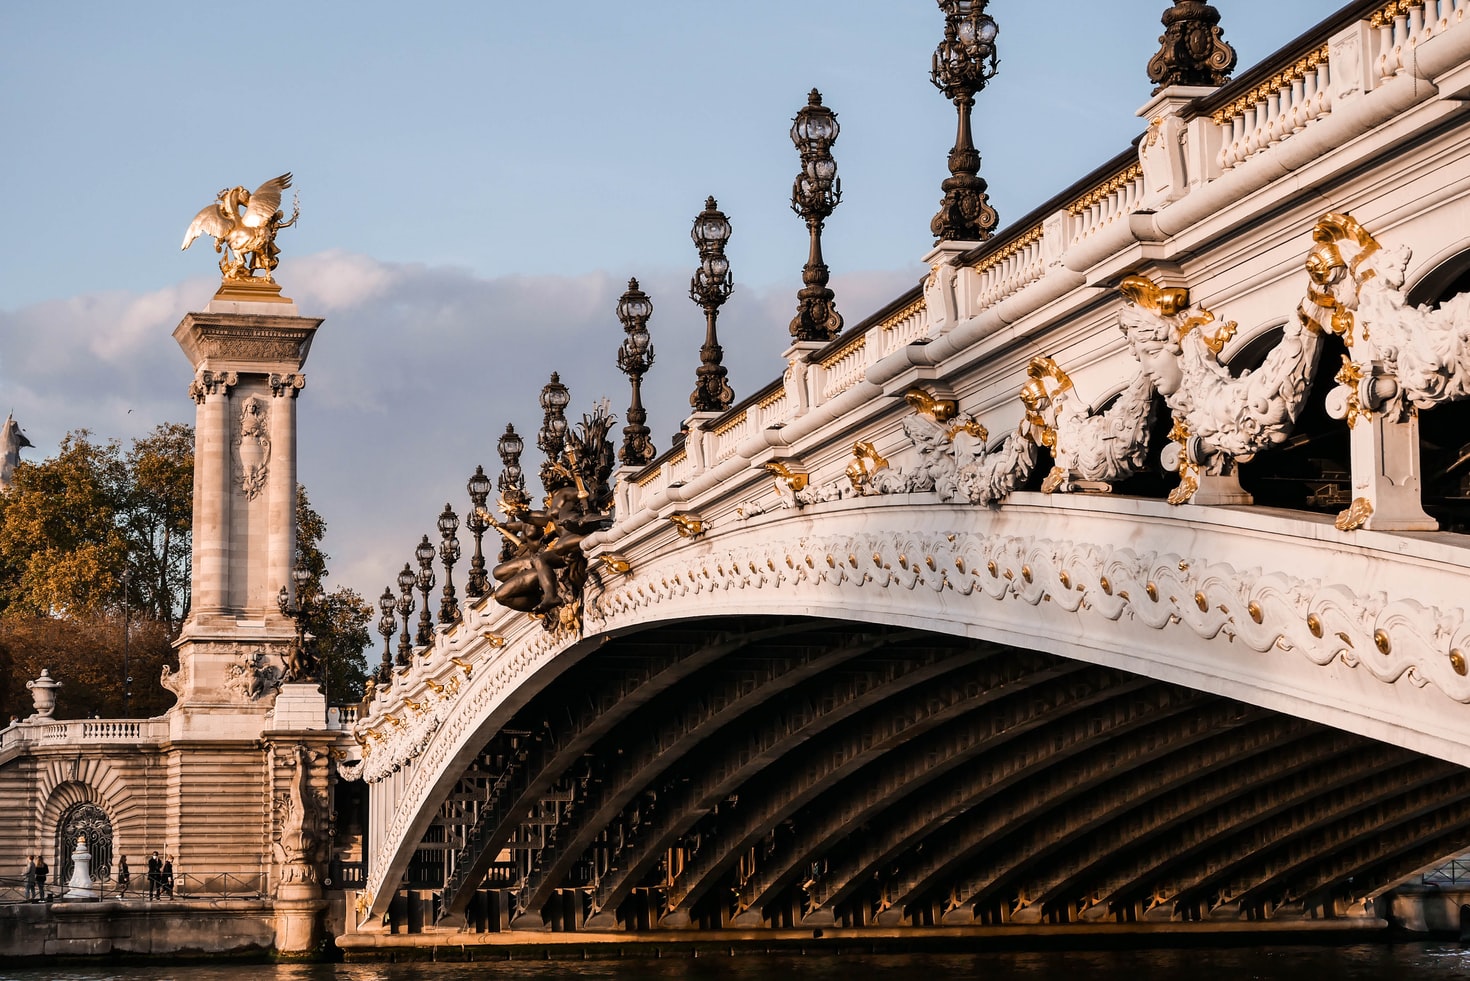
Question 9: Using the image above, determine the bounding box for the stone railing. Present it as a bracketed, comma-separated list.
[1377, 0, 1468, 77]
[876, 296, 928, 357]
[971, 222, 1048, 310]
[710, 409, 753, 465]
[817, 335, 869, 403]
[2, 717, 169, 752]
[1065, 163, 1146, 248]
[1214, 44, 1332, 172]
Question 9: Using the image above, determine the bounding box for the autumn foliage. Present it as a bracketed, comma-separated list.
[0, 425, 369, 721]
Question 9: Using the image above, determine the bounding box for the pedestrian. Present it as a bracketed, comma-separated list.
[34, 855, 48, 901]
[115, 855, 130, 899]
[22, 856, 36, 901]
[147, 850, 161, 899]
[162, 854, 174, 898]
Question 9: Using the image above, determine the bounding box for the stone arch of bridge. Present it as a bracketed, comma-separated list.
[363, 491, 1470, 921]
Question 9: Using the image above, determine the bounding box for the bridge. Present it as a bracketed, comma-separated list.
[345, 0, 1470, 939]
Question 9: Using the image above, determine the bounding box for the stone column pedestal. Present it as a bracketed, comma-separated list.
[169, 297, 322, 724]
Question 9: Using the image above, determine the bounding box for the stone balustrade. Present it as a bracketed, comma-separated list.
[1377, 0, 1467, 77]
[2, 718, 168, 753]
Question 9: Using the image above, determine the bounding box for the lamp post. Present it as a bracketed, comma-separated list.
[497, 425, 528, 562]
[930, 0, 1000, 243]
[789, 89, 844, 343]
[689, 200, 735, 411]
[414, 535, 436, 646]
[437, 503, 461, 626]
[376, 587, 396, 686]
[120, 565, 131, 719]
[395, 562, 416, 668]
[276, 563, 315, 685]
[465, 466, 492, 599]
[538, 373, 571, 493]
[617, 279, 657, 464]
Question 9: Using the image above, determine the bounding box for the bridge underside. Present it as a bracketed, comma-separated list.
[411, 615, 1470, 933]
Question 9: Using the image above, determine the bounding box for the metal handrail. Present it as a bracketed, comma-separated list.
[1423, 858, 1470, 886]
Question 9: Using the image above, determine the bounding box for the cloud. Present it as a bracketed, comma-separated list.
[0, 252, 921, 606]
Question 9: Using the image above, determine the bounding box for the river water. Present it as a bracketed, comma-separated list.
[7, 944, 1470, 981]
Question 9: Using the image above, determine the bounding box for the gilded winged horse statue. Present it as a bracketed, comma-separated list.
[181, 173, 299, 283]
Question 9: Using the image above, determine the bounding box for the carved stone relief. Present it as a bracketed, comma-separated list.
[233, 396, 271, 500]
[272, 743, 328, 887]
[224, 647, 282, 702]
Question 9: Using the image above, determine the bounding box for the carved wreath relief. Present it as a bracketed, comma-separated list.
[234, 396, 271, 500]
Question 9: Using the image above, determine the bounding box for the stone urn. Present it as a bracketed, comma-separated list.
[64, 836, 100, 900]
[26, 669, 61, 719]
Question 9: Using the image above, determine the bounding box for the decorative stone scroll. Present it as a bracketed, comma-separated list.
[187, 369, 237, 405]
[1021, 356, 1156, 494]
[1117, 276, 1321, 505]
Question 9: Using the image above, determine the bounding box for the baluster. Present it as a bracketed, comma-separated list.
[1228, 113, 1247, 169]
[1244, 99, 1264, 156]
[1268, 85, 1287, 144]
[1289, 73, 1307, 131]
[1409, 1, 1426, 39]
[1377, 15, 1396, 78]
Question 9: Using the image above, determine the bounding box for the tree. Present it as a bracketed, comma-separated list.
[0, 616, 175, 721]
[0, 431, 129, 618]
[295, 485, 371, 703]
[0, 430, 370, 719]
[123, 423, 193, 633]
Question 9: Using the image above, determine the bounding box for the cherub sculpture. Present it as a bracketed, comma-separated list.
[1117, 274, 1322, 503]
[182, 173, 299, 283]
[1020, 355, 1156, 494]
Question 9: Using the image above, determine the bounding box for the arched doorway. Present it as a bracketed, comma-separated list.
[55, 802, 113, 889]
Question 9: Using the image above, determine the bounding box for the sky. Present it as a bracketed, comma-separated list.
[0, 1, 1345, 612]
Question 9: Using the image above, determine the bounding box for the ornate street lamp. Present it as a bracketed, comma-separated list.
[789, 89, 844, 343]
[395, 562, 416, 667]
[538, 373, 571, 492]
[414, 535, 436, 646]
[498, 424, 529, 511]
[497, 424, 529, 561]
[276, 563, 315, 684]
[376, 587, 396, 686]
[616, 278, 658, 464]
[930, 0, 1000, 243]
[465, 466, 492, 599]
[688, 200, 735, 411]
[438, 503, 462, 626]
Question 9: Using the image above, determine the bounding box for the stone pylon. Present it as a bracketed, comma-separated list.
[166, 285, 331, 955]
[168, 290, 322, 729]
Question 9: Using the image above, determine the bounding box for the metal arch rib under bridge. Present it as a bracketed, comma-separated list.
[359, 494, 1470, 931]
